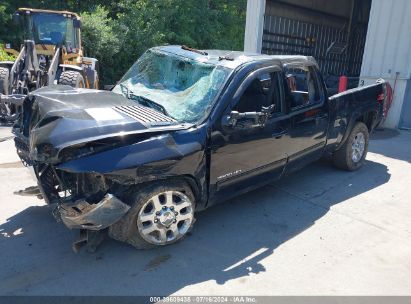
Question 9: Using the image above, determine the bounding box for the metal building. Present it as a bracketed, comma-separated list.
[244, 0, 411, 129]
[360, 0, 411, 129]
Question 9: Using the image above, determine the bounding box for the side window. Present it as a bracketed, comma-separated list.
[284, 65, 321, 110]
[233, 72, 282, 114]
[73, 28, 80, 50]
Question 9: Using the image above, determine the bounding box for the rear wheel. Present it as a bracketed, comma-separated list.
[109, 180, 195, 249]
[87, 70, 99, 90]
[58, 70, 85, 88]
[333, 122, 369, 171]
[94, 71, 99, 89]
[0, 67, 10, 95]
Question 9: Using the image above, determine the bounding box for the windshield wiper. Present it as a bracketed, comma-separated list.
[119, 83, 131, 98]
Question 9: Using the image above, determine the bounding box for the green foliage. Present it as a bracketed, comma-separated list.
[0, 0, 246, 85]
[0, 45, 16, 61]
[81, 6, 123, 86]
[111, 0, 246, 84]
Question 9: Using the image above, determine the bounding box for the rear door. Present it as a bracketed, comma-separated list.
[283, 63, 329, 172]
[209, 65, 290, 202]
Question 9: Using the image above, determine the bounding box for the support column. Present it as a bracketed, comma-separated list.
[244, 0, 266, 53]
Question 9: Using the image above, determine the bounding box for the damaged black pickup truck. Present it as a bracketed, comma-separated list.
[13, 45, 391, 251]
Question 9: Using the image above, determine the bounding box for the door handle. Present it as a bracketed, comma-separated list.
[272, 130, 288, 139]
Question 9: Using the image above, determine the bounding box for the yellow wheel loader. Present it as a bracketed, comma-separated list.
[0, 8, 99, 122]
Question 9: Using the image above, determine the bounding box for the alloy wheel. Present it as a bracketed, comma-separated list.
[136, 190, 194, 245]
[351, 132, 365, 163]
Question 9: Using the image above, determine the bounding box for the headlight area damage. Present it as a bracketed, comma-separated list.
[36, 167, 132, 252]
[13, 86, 206, 252]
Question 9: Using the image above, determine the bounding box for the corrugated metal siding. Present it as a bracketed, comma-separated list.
[262, 15, 367, 77]
[265, 0, 352, 28]
[360, 0, 411, 80]
[360, 0, 411, 128]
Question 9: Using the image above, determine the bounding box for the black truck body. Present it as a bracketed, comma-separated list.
[13, 46, 390, 250]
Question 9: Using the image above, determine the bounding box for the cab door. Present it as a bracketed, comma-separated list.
[283, 64, 329, 173]
[209, 66, 290, 203]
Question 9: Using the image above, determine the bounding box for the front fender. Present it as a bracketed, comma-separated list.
[56, 126, 209, 209]
[59, 64, 83, 72]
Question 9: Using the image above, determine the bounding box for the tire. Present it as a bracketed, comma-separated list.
[0, 67, 9, 95]
[84, 69, 99, 89]
[58, 70, 85, 88]
[92, 70, 99, 89]
[109, 180, 196, 250]
[333, 122, 369, 171]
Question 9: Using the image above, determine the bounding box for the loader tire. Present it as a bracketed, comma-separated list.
[58, 71, 85, 88]
[0, 67, 9, 95]
[333, 122, 369, 171]
[93, 71, 99, 89]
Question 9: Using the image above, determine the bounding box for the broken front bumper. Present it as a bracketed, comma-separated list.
[23, 164, 131, 232]
[58, 193, 130, 230]
[0, 94, 25, 122]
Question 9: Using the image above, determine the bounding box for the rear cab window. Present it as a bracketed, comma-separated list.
[284, 65, 323, 111]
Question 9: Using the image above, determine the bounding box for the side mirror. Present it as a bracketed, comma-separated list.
[73, 19, 82, 29]
[12, 13, 21, 26]
[223, 110, 268, 129]
[225, 111, 241, 127]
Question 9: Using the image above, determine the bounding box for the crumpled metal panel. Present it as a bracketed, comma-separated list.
[12, 85, 189, 164]
[59, 193, 130, 230]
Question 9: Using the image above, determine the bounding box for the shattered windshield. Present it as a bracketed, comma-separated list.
[112, 50, 231, 123]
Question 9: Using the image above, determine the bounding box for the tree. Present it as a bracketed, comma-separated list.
[81, 6, 124, 85]
[0, 0, 246, 85]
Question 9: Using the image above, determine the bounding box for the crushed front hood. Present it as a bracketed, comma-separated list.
[16, 85, 190, 163]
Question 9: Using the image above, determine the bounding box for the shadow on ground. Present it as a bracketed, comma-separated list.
[0, 159, 390, 295]
[370, 129, 411, 163]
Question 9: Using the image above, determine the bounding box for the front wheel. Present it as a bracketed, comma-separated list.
[109, 180, 196, 249]
[0, 67, 10, 95]
[93, 71, 99, 89]
[58, 70, 85, 88]
[333, 122, 369, 171]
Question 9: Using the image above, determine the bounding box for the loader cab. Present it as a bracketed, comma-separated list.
[13, 9, 82, 56]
